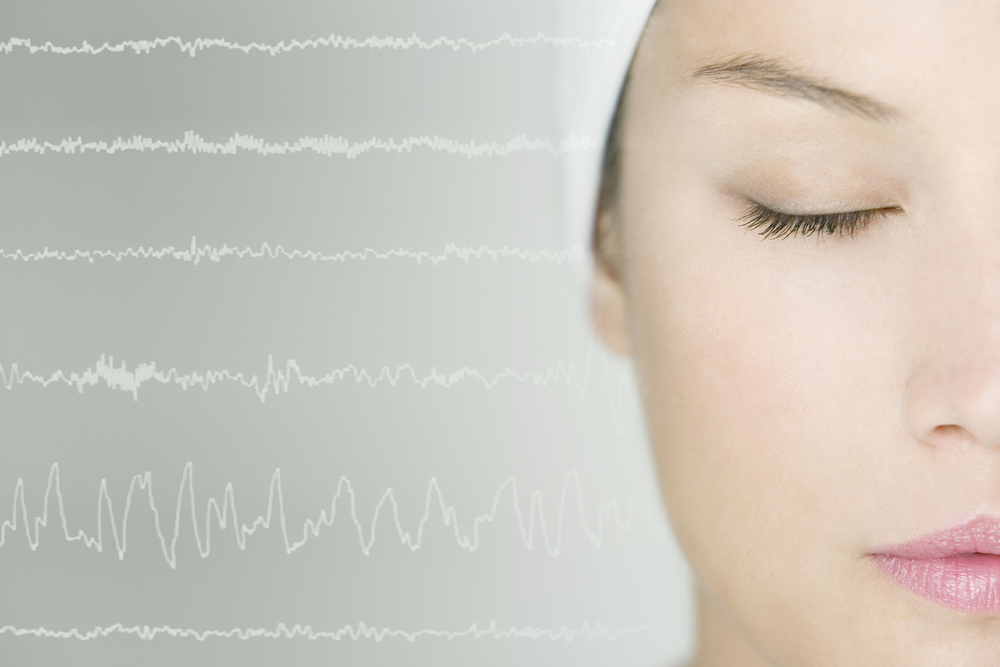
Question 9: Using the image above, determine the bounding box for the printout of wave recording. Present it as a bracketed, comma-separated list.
[0, 1, 693, 665]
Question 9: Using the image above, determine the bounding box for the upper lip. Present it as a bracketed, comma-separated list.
[874, 515, 1000, 559]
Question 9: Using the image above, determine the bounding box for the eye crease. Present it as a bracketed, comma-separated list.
[736, 202, 903, 240]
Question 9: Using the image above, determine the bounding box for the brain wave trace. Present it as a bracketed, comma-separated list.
[0, 621, 670, 642]
[0, 348, 626, 402]
[0, 238, 585, 266]
[0, 133, 599, 158]
[0, 33, 615, 58]
[0, 463, 667, 568]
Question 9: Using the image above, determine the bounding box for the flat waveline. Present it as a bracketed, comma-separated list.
[0, 33, 614, 57]
[0, 132, 599, 158]
[1, 619, 670, 643]
[0, 238, 584, 266]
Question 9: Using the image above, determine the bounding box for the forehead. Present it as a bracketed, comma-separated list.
[646, 0, 1000, 54]
[619, 0, 1000, 193]
[634, 0, 1000, 124]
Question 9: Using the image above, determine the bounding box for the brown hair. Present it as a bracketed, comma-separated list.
[593, 69, 631, 280]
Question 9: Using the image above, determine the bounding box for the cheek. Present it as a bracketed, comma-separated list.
[627, 214, 907, 596]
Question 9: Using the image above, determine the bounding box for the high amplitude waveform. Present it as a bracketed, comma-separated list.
[0, 238, 585, 266]
[0, 132, 599, 158]
[0, 344, 630, 405]
[0, 620, 670, 642]
[0, 462, 667, 568]
[0, 33, 615, 57]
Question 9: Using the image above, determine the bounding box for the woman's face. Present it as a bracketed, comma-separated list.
[592, 0, 1000, 665]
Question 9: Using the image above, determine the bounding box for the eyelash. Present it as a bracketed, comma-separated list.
[736, 202, 901, 240]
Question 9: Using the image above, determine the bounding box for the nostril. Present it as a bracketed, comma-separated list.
[931, 423, 985, 444]
[928, 424, 971, 444]
[918, 423, 1000, 451]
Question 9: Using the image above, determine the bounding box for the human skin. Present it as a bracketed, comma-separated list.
[590, 1, 1000, 665]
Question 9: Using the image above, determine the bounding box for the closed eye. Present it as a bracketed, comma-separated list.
[736, 202, 903, 240]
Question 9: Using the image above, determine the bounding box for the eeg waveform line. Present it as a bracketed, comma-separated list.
[0, 621, 670, 642]
[0, 348, 625, 404]
[0, 133, 599, 158]
[0, 463, 666, 567]
[0, 33, 615, 57]
[0, 238, 585, 266]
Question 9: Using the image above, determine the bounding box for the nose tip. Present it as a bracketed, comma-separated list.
[930, 377, 1000, 449]
[908, 365, 1000, 452]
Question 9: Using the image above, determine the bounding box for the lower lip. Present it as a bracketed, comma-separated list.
[872, 553, 1000, 614]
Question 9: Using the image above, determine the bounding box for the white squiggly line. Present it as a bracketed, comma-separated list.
[0, 33, 615, 57]
[0, 463, 667, 567]
[0, 620, 670, 642]
[0, 132, 600, 158]
[0, 238, 585, 266]
[0, 347, 619, 402]
[0, 340, 635, 429]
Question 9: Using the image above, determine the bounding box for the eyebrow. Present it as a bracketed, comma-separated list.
[689, 53, 902, 123]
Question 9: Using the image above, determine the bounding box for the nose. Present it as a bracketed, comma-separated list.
[906, 207, 1000, 450]
[914, 373, 1000, 450]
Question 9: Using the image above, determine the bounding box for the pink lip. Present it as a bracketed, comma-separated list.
[870, 514, 1000, 614]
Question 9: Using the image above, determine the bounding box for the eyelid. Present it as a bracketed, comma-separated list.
[736, 201, 903, 240]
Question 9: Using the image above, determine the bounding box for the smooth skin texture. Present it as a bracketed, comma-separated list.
[591, 1, 1000, 665]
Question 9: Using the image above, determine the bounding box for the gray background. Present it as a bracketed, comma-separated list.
[0, 0, 695, 664]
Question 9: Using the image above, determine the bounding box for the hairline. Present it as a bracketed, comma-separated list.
[593, 65, 631, 277]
